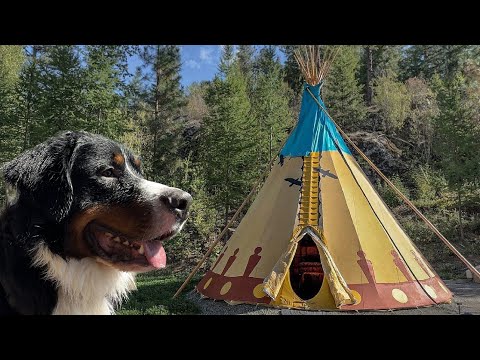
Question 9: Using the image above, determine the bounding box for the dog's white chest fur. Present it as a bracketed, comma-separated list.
[32, 244, 136, 315]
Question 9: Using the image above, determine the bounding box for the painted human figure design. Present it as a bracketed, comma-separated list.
[357, 250, 376, 284]
[391, 250, 413, 281]
[243, 247, 263, 277]
[221, 248, 239, 276]
[211, 246, 228, 272]
[410, 250, 433, 277]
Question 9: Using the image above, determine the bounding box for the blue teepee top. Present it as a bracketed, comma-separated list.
[280, 83, 351, 157]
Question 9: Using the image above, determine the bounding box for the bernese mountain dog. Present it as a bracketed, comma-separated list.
[0, 130, 192, 315]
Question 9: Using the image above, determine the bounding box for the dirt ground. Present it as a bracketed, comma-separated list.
[187, 279, 480, 315]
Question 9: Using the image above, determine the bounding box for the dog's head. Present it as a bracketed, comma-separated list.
[2, 131, 192, 272]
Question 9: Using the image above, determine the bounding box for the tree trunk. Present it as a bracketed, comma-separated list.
[365, 46, 374, 107]
[224, 121, 230, 231]
[225, 161, 230, 230]
[153, 45, 161, 180]
[154, 46, 161, 126]
[457, 188, 464, 241]
[23, 46, 38, 150]
[152, 131, 158, 178]
[97, 109, 101, 133]
[422, 46, 429, 78]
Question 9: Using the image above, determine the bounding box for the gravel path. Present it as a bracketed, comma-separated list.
[444, 280, 480, 315]
[187, 279, 480, 315]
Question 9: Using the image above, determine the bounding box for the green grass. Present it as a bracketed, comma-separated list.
[116, 269, 202, 315]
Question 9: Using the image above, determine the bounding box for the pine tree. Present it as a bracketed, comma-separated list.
[403, 77, 438, 164]
[251, 46, 293, 167]
[201, 50, 256, 228]
[82, 45, 131, 139]
[372, 46, 402, 77]
[400, 45, 431, 80]
[183, 81, 210, 159]
[0, 45, 24, 205]
[13, 45, 135, 150]
[14, 46, 44, 150]
[166, 80, 217, 263]
[139, 45, 185, 184]
[432, 73, 480, 240]
[401, 45, 479, 81]
[323, 46, 366, 131]
[121, 68, 149, 155]
[0, 45, 24, 152]
[32, 45, 86, 144]
[237, 45, 255, 81]
[218, 45, 235, 76]
[360, 45, 402, 106]
[281, 45, 303, 102]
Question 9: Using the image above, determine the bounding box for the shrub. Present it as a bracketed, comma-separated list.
[412, 165, 448, 202]
[377, 175, 410, 208]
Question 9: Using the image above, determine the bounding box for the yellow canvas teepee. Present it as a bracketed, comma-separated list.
[195, 46, 453, 311]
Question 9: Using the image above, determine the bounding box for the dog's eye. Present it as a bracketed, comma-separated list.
[101, 169, 116, 178]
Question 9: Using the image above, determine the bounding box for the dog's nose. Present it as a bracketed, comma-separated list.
[160, 189, 192, 217]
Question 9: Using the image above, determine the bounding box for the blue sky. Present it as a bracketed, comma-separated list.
[180, 45, 224, 86]
[128, 45, 286, 89]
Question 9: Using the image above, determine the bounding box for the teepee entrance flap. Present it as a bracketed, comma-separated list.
[263, 226, 357, 308]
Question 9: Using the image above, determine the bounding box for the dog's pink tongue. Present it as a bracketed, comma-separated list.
[144, 241, 166, 269]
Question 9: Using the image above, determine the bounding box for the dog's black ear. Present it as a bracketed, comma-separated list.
[2, 131, 79, 222]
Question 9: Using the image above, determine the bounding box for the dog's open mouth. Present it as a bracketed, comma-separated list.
[85, 222, 175, 269]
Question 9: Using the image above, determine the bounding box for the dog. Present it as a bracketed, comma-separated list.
[0, 131, 192, 315]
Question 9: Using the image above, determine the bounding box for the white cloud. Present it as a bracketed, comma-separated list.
[182, 46, 223, 73]
[185, 59, 200, 69]
[199, 47, 214, 64]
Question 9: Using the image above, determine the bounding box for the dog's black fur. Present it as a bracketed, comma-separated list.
[0, 131, 191, 315]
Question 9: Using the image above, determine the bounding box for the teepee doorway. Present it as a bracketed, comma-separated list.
[289, 234, 324, 300]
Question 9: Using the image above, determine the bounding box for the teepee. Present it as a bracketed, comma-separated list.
[190, 46, 455, 311]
